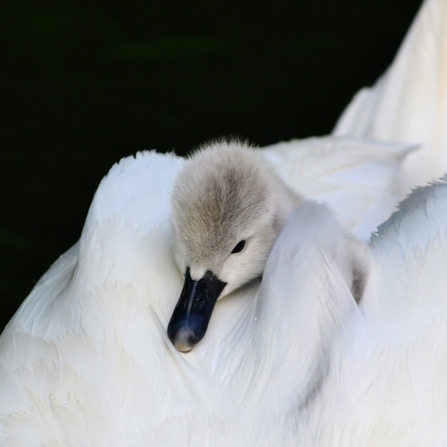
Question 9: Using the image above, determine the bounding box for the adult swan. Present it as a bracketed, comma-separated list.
[0, 138, 414, 445]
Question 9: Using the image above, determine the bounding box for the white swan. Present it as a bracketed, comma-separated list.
[2, 0, 447, 443]
[0, 138, 409, 444]
[2, 145, 446, 445]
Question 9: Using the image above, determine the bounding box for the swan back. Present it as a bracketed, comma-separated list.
[0, 145, 436, 445]
[365, 175, 447, 327]
[0, 149, 366, 446]
[295, 175, 447, 446]
[263, 136, 414, 240]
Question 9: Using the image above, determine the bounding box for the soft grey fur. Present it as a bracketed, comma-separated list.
[171, 139, 367, 300]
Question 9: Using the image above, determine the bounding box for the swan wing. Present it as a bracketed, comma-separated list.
[0, 150, 366, 445]
[263, 136, 414, 240]
[334, 0, 447, 195]
[0, 151, 187, 445]
[297, 175, 447, 446]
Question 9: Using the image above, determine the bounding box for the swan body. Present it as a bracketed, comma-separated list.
[2, 0, 447, 442]
[0, 136, 413, 444]
[2, 148, 447, 445]
[296, 175, 447, 446]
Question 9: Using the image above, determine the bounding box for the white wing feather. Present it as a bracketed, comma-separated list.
[334, 0, 447, 195]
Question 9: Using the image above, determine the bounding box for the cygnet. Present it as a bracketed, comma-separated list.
[168, 140, 367, 352]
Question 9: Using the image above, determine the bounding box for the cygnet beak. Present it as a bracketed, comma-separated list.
[167, 267, 227, 353]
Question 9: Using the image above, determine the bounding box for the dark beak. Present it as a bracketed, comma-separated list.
[168, 267, 226, 353]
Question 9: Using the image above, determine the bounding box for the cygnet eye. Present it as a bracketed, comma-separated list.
[231, 240, 246, 254]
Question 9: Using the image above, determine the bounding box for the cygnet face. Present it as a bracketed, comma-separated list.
[168, 141, 300, 352]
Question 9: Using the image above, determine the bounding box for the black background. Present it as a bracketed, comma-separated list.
[1, 0, 422, 331]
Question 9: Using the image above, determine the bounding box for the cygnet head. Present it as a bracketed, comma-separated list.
[168, 140, 302, 352]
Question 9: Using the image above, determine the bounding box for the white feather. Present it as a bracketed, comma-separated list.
[334, 0, 447, 196]
[294, 176, 447, 446]
[263, 135, 414, 240]
[0, 141, 408, 445]
[2, 0, 447, 443]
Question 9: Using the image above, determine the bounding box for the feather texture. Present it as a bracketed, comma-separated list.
[334, 0, 447, 196]
[0, 141, 410, 445]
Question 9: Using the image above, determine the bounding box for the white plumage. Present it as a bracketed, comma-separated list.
[334, 0, 447, 196]
[0, 141, 412, 444]
[2, 150, 447, 445]
[2, 0, 447, 444]
[302, 176, 447, 446]
[262, 136, 413, 240]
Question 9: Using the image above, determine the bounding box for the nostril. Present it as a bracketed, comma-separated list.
[194, 295, 206, 306]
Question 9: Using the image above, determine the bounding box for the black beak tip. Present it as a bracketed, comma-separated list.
[167, 315, 207, 353]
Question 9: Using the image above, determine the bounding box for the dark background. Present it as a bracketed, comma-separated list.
[1, 0, 422, 331]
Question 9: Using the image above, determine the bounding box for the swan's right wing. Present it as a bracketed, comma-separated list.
[334, 0, 447, 195]
[365, 174, 447, 326]
[293, 178, 447, 446]
[262, 136, 414, 241]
